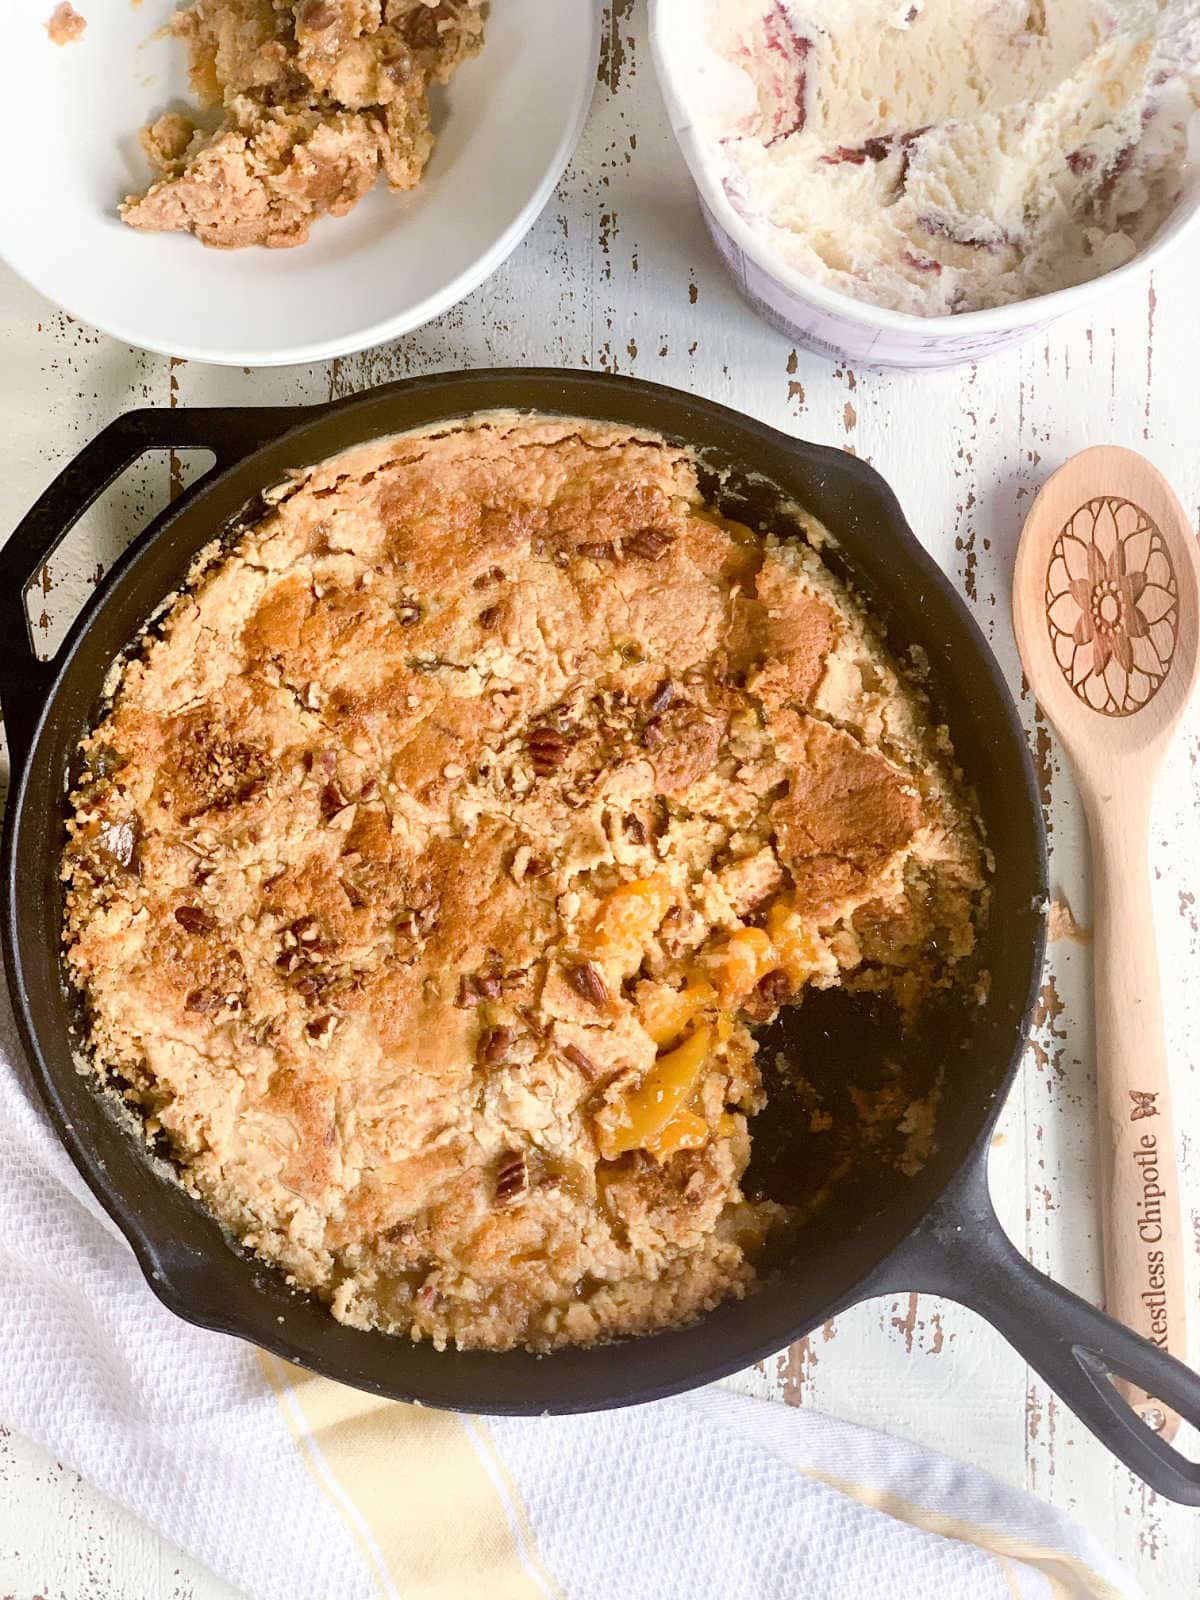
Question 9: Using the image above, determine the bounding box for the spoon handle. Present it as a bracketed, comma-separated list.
[1085, 780, 1187, 1442]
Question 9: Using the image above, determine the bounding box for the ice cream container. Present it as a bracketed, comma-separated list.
[650, 0, 1200, 370]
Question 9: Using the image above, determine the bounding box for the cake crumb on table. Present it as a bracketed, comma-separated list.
[1048, 895, 1092, 944]
[46, 2, 86, 45]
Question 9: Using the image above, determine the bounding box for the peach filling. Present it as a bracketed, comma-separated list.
[598, 1024, 713, 1160]
[590, 881, 818, 1164]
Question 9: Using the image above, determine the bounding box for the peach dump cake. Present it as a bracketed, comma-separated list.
[62, 416, 985, 1351]
[121, 0, 485, 249]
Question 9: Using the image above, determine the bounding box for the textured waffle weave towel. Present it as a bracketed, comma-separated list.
[0, 994, 1139, 1600]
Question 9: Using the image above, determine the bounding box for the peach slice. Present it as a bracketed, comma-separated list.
[766, 901, 827, 988]
[637, 978, 717, 1047]
[645, 1108, 709, 1162]
[706, 927, 778, 1005]
[586, 875, 673, 976]
[598, 1023, 712, 1159]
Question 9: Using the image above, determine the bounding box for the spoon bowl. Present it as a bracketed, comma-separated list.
[1016, 448, 1200, 762]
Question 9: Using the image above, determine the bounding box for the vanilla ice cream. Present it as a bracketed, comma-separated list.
[699, 0, 1200, 315]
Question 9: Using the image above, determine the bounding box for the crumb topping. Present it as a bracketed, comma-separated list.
[62, 415, 984, 1350]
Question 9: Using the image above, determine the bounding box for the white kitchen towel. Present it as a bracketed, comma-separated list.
[0, 993, 1139, 1600]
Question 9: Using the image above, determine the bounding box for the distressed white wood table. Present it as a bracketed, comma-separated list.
[1, 5, 1198, 1596]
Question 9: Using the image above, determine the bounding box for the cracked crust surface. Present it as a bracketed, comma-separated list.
[120, 0, 485, 249]
[62, 414, 985, 1351]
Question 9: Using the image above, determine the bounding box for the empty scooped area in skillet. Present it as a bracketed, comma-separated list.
[694, 452, 1017, 1253]
[3, 377, 1044, 1406]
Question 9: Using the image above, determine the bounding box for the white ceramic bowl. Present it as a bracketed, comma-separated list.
[0, 0, 599, 367]
[650, 0, 1200, 370]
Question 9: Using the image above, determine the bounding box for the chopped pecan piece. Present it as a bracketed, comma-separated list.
[320, 780, 347, 819]
[405, 0, 454, 48]
[185, 987, 225, 1015]
[623, 813, 648, 845]
[478, 605, 501, 630]
[527, 725, 569, 776]
[476, 1025, 514, 1067]
[494, 1150, 527, 1205]
[293, 973, 329, 1005]
[624, 527, 674, 560]
[564, 960, 609, 1009]
[306, 1013, 338, 1046]
[560, 1042, 598, 1080]
[646, 678, 675, 716]
[174, 727, 268, 820]
[577, 540, 615, 562]
[742, 968, 792, 1022]
[456, 969, 504, 1007]
[174, 905, 214, 934]
[395, 600, 422, 626]
[517, 1004, 549, 1041]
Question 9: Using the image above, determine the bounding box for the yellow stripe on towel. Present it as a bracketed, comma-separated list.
[259, 1352, 555, 1600]
[798, 1468, 1129, 1600]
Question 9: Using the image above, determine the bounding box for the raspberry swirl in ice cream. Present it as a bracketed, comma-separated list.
[699, 0, 1200, 314]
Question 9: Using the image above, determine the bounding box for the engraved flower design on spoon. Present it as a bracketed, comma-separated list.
[1045, 496, 1179, 716]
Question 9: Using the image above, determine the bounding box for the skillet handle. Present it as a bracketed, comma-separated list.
[871, 1156, 1200, 1505]
[0, 406, 298, 773]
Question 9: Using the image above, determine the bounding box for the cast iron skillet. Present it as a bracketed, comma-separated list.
[2, 371, 1198, 1502]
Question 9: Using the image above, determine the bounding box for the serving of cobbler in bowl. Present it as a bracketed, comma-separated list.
[120, 0, 488, 251]
[61, 413, 985, 1354]
[4, 1, 599, 364]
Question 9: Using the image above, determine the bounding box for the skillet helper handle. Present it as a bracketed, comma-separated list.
[1084, 783, 1187, 1440]
[0, 406, 297, 772]
[878, 1164, 1200, 1505]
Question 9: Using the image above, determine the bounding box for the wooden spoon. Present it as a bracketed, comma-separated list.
[1013, 446, 1200, 1442]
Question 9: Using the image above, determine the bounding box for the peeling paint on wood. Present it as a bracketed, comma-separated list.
[0, 3, 1198, 1595]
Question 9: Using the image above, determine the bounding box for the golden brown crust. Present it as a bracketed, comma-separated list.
[62, 414, 984, 1351]
[769, 714, 922, 918]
